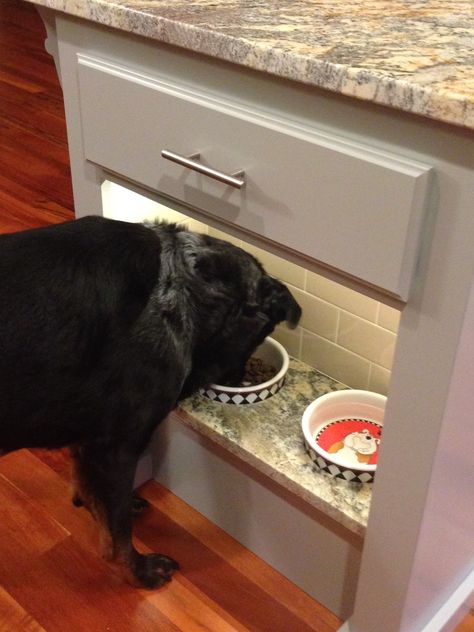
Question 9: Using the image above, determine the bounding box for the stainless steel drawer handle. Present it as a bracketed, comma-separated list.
[161, 149, 245, 189]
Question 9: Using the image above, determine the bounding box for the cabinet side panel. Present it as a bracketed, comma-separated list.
[400, 278, 474, 631]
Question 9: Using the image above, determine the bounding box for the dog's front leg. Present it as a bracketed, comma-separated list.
[72, 442, 179, 588]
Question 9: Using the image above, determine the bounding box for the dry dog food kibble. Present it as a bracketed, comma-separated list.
[241, 357, 277, 386]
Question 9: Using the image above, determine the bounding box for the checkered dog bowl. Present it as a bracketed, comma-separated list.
[200, 337, 289, 405]
[302, 390, 386, 484]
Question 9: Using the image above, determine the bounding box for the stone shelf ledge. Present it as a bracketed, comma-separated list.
[177, 357, 373, 537]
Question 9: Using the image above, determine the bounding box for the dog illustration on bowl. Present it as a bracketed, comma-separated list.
[328, 428, 380, 465]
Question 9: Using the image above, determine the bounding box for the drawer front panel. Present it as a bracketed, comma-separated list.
[77, 56, 432, 299]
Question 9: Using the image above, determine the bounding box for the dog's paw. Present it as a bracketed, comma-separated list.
[131, 494, 150, 517]
[132, 553, 180, 589]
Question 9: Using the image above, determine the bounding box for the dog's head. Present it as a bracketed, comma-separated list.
[179, 233, 301, 396]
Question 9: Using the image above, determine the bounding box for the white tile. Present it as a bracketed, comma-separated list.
[301, 331, 371, 390]
[337, 312, 397, 370]
[306, 271, 378, 322]
[208, 226, 242, 247]
[272, 325, 302, 359]
[179, 217, 209, 234]
[291, 288, 338, 341]
[368, 364, 392, 396]
[378, 303, 401, 333]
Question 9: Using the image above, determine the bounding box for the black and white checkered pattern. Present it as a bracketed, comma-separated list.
[200, 376, 286, 405]
[304, 440, 375, 484]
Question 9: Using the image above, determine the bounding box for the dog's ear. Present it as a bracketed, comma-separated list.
[259, 276, 302, 329]
[194, 249, 234, 284]
[193, 248, 261, 305]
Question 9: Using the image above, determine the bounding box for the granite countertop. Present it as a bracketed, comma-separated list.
[30, 0, 474, 130]
[177, 358, 371, 537]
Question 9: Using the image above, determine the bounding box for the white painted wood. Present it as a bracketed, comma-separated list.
[75, 54, 432, 300]
[55, 31, 105, 217]
[152, 412, 362, 620]
[35, 7, 62, 85]
[349, 141, 474, 632]
[400, 278, 474, 631]
[133, 452, 153, 489]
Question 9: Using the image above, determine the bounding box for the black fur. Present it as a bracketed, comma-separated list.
[0, 216, 301, 587]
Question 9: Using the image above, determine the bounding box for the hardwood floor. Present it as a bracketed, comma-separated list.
[0, 449, 341, 632]
[0, 2, 342, 630]
[455, 605, 474, 632]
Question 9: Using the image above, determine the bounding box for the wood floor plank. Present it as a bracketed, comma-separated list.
[0, 450, 100, 556]
[0, 96, 69, 148]
[0, 173, 73, 226]
[139, 573, 249, 632]
[30, 448, 72, 479]
[0, 473, 69, 574]
[0, 139, 73, 211]
[0, 189, 72, 232]
[0, 586, 47, 632]
[0, 68, 44, 94]
[4, 538, 181, 632]
[456, 612, 474, 632]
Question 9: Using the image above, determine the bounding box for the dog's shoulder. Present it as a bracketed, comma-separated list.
[71, 216, 162, 306]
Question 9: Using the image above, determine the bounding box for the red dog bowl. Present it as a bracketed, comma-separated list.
[302, 389, 386, 483]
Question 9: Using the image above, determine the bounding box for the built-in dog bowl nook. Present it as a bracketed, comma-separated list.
[102, 181, 400, 617]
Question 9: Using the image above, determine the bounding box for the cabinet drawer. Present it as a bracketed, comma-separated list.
[77, 55, 432, 300]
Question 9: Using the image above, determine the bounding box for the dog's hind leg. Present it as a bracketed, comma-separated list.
[72, 442, 179, 588]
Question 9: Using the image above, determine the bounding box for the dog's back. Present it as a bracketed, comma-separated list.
[0, 216, 162, 450]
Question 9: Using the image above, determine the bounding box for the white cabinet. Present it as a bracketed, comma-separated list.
[77, 54, 431, 301]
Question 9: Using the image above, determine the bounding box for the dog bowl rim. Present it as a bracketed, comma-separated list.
[207, 336, 289, 394]
[302, 389, 386, 474]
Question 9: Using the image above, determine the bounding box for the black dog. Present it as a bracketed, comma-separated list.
[0, 216, 301, 588]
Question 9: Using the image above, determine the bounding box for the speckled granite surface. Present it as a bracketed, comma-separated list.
[30, 0, 474, 129]
[177, 358, 371, 536]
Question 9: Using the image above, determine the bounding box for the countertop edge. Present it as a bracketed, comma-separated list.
[30, 0, 474, 131]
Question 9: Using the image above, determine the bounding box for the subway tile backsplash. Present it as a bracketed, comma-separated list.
[103, 182, 400, 395]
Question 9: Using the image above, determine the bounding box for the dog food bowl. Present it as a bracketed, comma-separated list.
[302, 389, 386, 483]
[200, 337, 289, 405]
